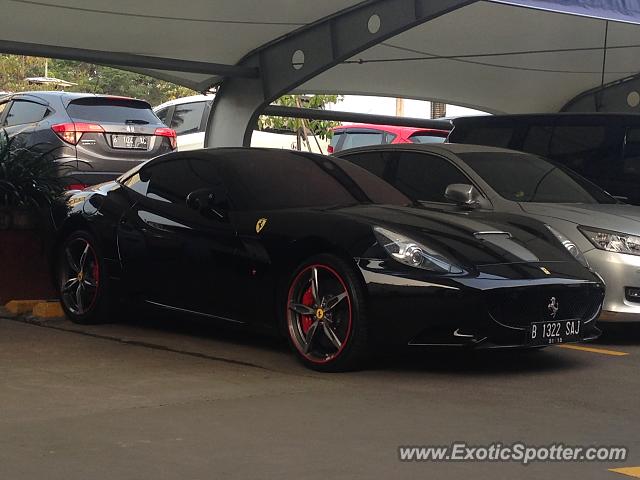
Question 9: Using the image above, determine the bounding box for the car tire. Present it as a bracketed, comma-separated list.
[56, 230, 113, 325]
[284, 254, 370, 372]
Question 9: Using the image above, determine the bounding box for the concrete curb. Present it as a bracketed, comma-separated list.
[3, 300, 65, 321]
[5, 300, 46, 315]
[32, 301, 65, 319]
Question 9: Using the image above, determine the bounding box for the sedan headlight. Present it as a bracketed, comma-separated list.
[579, 226, 640, 256]
[373, 226, 464, 274]
[545, 225, 588, 267]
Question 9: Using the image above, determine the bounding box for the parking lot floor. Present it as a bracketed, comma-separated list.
[1, 315, 640, 480]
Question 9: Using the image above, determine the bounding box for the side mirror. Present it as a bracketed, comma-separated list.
[186, 188, 228, 220]
[444, 184, 482, 208]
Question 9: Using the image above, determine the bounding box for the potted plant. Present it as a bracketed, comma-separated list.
[0, 129, 67, 304]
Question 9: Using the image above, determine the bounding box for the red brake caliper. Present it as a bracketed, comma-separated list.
[301, 286, 315, 334]
[92, 258, 100, 287]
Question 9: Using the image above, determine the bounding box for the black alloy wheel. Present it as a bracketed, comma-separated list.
[286, 254, 370, 372]
[58, 231, 111, 324]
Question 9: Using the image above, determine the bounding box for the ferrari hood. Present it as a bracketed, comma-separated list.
[333, 204, 578, 267]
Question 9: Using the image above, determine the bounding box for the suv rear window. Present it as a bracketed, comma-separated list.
[408, 132, 447, 144]
[66, 98, 159, 124]
[340, 131, 386, 150]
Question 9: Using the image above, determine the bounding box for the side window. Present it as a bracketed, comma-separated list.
[340, 130, 386, 150]
[170, 102, 206, 136]
[460, 126, 514, 148]
[342, 151, 389, 179]
[522, 125, 553, 156]
[126, 158, 223, 205]
[155, 107, 170, 126]
[3, 100, 49, 127]
[623, 128, 640, 175]
[393, 153, 470, 203]
[122, 172, 153, 198]
[548, 125, 607, 176]
[329, 131, 344, 153]
[550, 126, 606, 156]
[383, 132, 397, 144]
[0, 101, 8, 121]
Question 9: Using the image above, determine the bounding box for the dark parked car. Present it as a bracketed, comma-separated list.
[0, 92, 176, 189]
[52, 148, 603, 371]
[448, 113, 640, 205]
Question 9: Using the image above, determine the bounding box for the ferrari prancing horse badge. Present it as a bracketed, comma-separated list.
[256, 218, 268, 234]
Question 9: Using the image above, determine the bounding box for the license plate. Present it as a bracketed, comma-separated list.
[528, 319, 581, 346]
[112, 134, 149, 150]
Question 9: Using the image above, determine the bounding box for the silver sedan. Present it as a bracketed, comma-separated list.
[522, 202, 640, 321]
[336, 143, 640, 322]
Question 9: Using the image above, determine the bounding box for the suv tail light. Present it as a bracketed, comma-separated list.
[154, 127, 177, 150]
[52, 123, 104, 145]
[65, 183, 89, 191]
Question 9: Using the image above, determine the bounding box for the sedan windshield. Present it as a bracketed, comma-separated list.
[459, 152, 616, 204]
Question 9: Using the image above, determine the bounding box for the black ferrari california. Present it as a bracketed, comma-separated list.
[52, 148, 604, 371]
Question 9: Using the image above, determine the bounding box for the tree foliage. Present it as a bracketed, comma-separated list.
[259, 94, 342, 140]
[0, 55, 194, 106]
[0, 55, 343, 139]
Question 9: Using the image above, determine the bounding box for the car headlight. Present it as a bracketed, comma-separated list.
[373, 226, 464, 274]
[545, 225, 588, 267]
[579, 226, 640, 257]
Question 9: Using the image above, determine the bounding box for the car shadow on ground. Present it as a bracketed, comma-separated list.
[117, 311, 584, 376]
[374, 347, 584, 376]
[122, 310, 290, 352]
[595, 321, 640, 345]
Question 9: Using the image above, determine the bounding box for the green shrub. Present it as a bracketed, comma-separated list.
[0, 129, 67, 209]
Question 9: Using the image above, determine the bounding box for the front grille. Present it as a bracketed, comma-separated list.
[486, 284, 603, 328]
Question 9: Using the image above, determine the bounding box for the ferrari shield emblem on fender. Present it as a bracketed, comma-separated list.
[256, 218, 268, 234]
[540, 267, 552, 275]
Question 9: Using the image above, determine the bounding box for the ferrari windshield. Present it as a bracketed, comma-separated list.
[459, 152, 616, 204]
[214, 151, 412, 211]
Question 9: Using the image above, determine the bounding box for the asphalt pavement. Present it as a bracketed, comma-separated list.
[1, 315, 639, 480]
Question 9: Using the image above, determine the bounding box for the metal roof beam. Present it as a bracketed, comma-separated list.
[0, 39, 259, 78]
[263, 105, 452, 129]
[206, 0, 476, 147]
[562, 73, 640, 112]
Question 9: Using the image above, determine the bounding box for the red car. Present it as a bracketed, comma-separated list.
[328, 123, 449, 154]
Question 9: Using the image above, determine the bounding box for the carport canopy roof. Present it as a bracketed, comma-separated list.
[2, 0, 640, 113]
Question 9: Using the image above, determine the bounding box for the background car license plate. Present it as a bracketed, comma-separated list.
[528, 319, 581, 346]
[112, 134, 149, 150]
